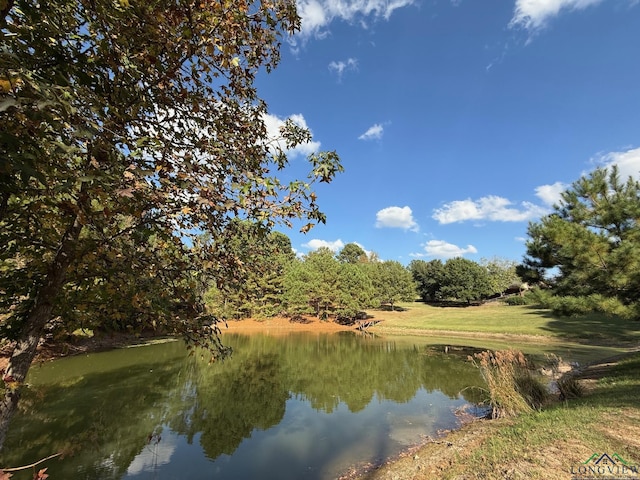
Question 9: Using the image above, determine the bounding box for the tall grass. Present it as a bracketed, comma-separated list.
[470, 349, 549, 419]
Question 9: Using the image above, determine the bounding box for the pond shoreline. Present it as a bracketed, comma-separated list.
[3, 316, 637, 480]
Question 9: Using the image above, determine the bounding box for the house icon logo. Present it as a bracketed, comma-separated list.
[588, 452, 628, 466]
[571, 452, 639, 478]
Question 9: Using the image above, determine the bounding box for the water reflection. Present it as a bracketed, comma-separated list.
[1, 333, 485, 479]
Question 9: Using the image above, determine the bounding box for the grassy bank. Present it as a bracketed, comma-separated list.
[369, 302, 640, 347]
[352, 302, 640, 479]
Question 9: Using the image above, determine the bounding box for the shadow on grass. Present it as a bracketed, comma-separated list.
[376, 304, 409, 312]
[574, 352, 640, 409]
[523, 306, 640, 346]
[424, 300, 482, 308]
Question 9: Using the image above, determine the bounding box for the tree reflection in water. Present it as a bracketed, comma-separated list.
[1, 333, 485, 480]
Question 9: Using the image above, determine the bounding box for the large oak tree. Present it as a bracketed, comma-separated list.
[0, 0, 342, 448]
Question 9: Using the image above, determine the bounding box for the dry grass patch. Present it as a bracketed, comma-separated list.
[596, 408, 640, 449]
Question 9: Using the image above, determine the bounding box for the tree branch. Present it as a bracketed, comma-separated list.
[1, 452, 61, 472]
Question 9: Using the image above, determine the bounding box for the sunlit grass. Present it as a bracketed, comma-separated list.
[457, 352, 640, 479]
[369, 302, 640, 346]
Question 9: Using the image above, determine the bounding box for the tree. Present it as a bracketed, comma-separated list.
[409, 259, 445, 302]
[336, 243, 367, 264]
[480, 257, 521, 296]
[335, 263, 375, 321]
[523, 166, 640, 315]
[0, 0, 342, 449]
[282, 247, 340, 319]
[370, 261, 416, 310]
[204, 223, 294, 319]
[439, 258, 492, 304]
[297, 247, 341, 319]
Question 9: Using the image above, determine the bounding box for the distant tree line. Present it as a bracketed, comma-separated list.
[205, 223, 524, 322]
[204, 230, 416, 322]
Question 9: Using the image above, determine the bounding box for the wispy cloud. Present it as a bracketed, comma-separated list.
[412, 240, 478, 259]
[358, 123, 384, 140]
[510, 0, 604, 31]
[294, 0, 417, 42]
[302, 238, 345, 252]
[263, 113, 321, 158]
[375, 206, 419, 231]
[329, 58, 358, 80]
[432, 195, 548, 224]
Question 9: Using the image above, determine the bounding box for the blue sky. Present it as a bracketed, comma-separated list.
[256, 0, 640, 265]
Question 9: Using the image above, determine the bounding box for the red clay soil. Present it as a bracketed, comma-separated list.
[0, 317, 361, 371]
[222, 316, 358, 335]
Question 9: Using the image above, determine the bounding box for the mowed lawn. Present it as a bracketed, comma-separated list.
[369, 302, 640, 347]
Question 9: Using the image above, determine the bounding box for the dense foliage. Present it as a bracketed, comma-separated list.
[522, 166, 640, 318]
[207, 243, 415, 321]
[0, 0, 342, 448]
[410, 256, 519, 304]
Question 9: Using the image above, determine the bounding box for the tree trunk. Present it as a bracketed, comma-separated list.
[0, 214, 83, 451]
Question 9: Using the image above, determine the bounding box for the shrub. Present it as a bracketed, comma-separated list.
[470, 349, 549, 419]
[550, 295, 593, 317]
[289, 314, 312, 324]
[524, 291, 639, 319]
[504, 295, 527, 306]
[524, 288, 554, 308]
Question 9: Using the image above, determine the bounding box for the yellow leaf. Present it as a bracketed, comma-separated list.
[231, 57, 240, 67]
[0, 79, 12, 93]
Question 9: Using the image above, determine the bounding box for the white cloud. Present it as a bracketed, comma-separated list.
[298, 0, 329, 37]
[302, 238, 345, 252]
[329, 58, 358, 80]
[127, 435, 176, 475]
[432, 195, 548, 224]
[358, 123, 384, 140]
[535, 181, 568, 206]
[593, 146, 640, 180]
[263, 113, 321, 159]
[510, 0, 604, 31]
[532, 147, 640, 211]
[416, 240, 478, 259]
[295, 0, 417, 41]
[375, 206, 419, 231]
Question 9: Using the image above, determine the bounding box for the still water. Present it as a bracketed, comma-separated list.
[2, 332, 487, 479]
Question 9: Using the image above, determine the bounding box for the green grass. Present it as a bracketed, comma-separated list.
[369, 302, 640, 346]
[458, 352, 640, 479]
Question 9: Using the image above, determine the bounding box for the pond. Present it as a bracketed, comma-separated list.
[1, 332, 490, 479]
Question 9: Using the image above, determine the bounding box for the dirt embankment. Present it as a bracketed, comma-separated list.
[0, 316, 360, 370]
[222, 316, 358, 335]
